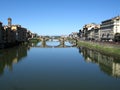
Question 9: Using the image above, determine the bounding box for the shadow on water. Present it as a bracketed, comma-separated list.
[0, 45, 29, 76]
[78, 47, 120, 79]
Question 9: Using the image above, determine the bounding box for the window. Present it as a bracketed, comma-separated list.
[107, 33, 109, 38]
[102, 34, 104, 37]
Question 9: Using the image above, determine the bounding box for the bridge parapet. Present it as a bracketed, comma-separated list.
[39, 37, 49, 41]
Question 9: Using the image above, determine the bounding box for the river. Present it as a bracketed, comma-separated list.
[0, 41, 120, 90]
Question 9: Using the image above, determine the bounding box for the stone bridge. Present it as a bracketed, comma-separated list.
[31, 36, 78, 48]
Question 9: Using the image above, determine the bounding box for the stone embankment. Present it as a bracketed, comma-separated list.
[77, 40, 120, 57]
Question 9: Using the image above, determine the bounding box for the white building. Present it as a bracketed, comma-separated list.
[100, 16, 120, 41]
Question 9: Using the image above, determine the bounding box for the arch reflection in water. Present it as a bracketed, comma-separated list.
[78, 47, 120, 79]
[0, 45, 28, 76]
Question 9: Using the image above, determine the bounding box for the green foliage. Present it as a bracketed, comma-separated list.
[78, 41, 120, 57]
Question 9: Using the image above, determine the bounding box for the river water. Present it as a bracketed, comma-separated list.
[0, 41, 120, 90]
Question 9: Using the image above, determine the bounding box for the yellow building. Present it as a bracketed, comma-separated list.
[3, 25, 16, 44]
[11, 25, 28, 42]
[11, 25, 21, 42]
[0, 18, 32, 48]
[4, 18, 28, 43]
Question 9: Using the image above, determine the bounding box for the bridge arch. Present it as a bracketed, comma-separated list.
[32, 36, 78, 48]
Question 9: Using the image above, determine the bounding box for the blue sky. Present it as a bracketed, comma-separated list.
[0, 0, 120, 36]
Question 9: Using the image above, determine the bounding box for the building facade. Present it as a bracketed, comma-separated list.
[0, 18, 33, 48]
[6, 18, 29, 43]
[87, 24, 100, 40]
[100, 16, 120, 41]
[0, 22, 4, 46]
[69, 32, 79, 39]
[79, 23, 100, 40]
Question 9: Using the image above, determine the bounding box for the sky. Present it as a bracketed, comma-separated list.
[0, 0, 120, 36]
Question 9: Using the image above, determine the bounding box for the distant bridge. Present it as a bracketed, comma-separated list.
[30, 36, 78, 48]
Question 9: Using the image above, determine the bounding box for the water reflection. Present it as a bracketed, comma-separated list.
[0, 45, 28, 76]
[0, 42, 120, 90]
[46, 41, 60, 46]
[78, 47, 120, 78]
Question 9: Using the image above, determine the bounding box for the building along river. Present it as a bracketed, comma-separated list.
[0, 40, 120, 90]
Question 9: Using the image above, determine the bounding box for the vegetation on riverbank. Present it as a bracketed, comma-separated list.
[77, 41, 120, 57]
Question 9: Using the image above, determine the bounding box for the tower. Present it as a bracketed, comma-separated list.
[8, 17, 12, 26]
[0, 22, 2, 28]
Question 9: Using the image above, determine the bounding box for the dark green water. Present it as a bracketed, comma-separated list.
[0, 41, 120, 90]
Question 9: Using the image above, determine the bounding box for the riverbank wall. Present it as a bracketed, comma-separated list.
[77, 40, 120, 58]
